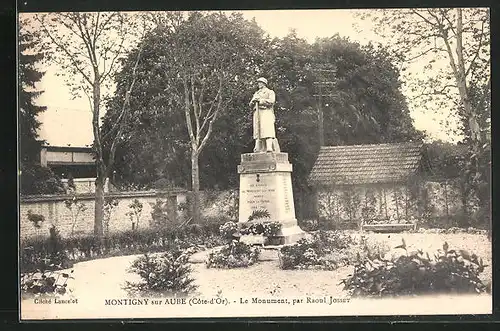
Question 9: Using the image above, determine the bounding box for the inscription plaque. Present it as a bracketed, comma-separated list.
[237, 152, 305, 244]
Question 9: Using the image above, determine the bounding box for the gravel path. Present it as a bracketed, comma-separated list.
[190, 249, 351, 298]
[22, 232, 492, 301]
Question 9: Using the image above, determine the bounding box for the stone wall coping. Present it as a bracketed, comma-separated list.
[60, 178, 96, 182]
[20, 189, 188, 203]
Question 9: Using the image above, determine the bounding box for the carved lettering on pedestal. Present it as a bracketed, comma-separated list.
[282, 174, 291, 213]
[244, 175, 275, 212]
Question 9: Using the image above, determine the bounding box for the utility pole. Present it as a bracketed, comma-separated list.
[312, 68, 337, 147]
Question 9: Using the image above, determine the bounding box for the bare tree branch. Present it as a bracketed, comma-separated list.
[405, 46, 446, 62]
[75, 14, 99, 69]
[183, 75, 196, 145]
[198, 74, 224, 152]
[35, 15, 93, 85]
[199, 81, 221, 135]
[191, 74, 200, 144]
[410, 9, 439, 27]
[107, 42, 144, 176]
[465, 17, 486, 78]
[100, 31, 126, 84]
[439, 8, 457, 36]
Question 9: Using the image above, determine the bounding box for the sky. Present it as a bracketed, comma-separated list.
[28, 9, 460, 147]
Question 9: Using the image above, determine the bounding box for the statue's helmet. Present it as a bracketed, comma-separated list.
[257, 77, 268, 85]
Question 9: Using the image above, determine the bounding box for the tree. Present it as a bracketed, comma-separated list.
[19, 18, 66, 195]
[356, 8, 490, 229]
[105, 28, 422, 220]
[34, 12, 148, 237]
[260, 32, 422, 218]
[104, 12, 267, 223]
[310, 35, 423, 145]
[19, 20, 46, 163]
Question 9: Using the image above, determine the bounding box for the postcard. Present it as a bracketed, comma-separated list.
[19, 8, 492, 320]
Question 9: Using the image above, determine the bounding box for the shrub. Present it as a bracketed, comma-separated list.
[27, 210, 45, 228]
[312, 230, 358, 251]
[279, 237, 338, 270]
[206, 240, 260, 269]
[125, 247, 197, 297]
[20, 162, 66, 195]
[20, 224, 225, 272]
[127, 199, 143, 229]
[219, 221, 239, 240]
[64, 197, 88, 236]
[343, 235, 391, 266]
[341, 240, 488, 297]
[299, 219, 319, 232]
[21, 226, 70, 273]
[46, 226, 68, 269]
[103, 197, 119, 235]
[279, 230, 364, 270]
[21, 269, 74, 299]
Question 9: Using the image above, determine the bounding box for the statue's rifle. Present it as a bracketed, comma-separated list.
[255, 100, 260, 140]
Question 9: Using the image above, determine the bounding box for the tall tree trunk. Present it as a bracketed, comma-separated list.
[94, 175, 105, 236]
[92, 77, 105, 238]
[191, 150, 201, 223]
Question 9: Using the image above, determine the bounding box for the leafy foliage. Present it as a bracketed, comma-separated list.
[240, 221, 282, 237]
[27, 210, 45, 228]
[125, 247, 197, 297]
[103, 197, 119, 235]
[21, 269, 74, 299]
[103, 12, 267, 195]
[18, 19, 46, 166]
[219, 221, 239, 240]
[206, 240, 260, 269]
[21, 225, 70, 274]
[279, 230, 357, 270]
[126, 199, 143, 229]
[299, 219, 319, 232]
[357, 8, 491, 235]
[279, 238, 337, 270]
[357, 8, 490, 140]
[64, 197, 88, 236]
[34, 12, 150, 237]
[247, 209, 271, 222]
[341, 240, 488, 297]
[103, 18, 421, 220]
[20, 223, 226, 273]
[18, 24, 67, 195]
[20, 158, 66, 196]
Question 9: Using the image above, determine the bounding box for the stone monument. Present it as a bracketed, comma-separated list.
[238, 77, 305, 244]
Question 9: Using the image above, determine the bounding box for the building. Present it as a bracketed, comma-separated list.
[308, 142, 433, 224]
[40, 145, 97, 194]
[40, 145, 95, 177]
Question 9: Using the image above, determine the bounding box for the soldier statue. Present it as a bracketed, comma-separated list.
[249, 77, 280, 153]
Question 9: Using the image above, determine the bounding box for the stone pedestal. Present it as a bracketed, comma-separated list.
[237, 152, 306, 244]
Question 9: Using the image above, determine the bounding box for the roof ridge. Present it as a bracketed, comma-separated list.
[320, 141, 423, 149]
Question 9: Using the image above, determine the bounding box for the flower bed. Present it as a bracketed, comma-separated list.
[20, 222, 227, 274]
[206, 240, 260, 269]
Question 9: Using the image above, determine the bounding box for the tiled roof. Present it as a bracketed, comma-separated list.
[308, 142, 424, 186]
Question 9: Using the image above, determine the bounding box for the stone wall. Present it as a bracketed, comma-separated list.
[20, 190, 188, 240]
[316, 180, 464, 223]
